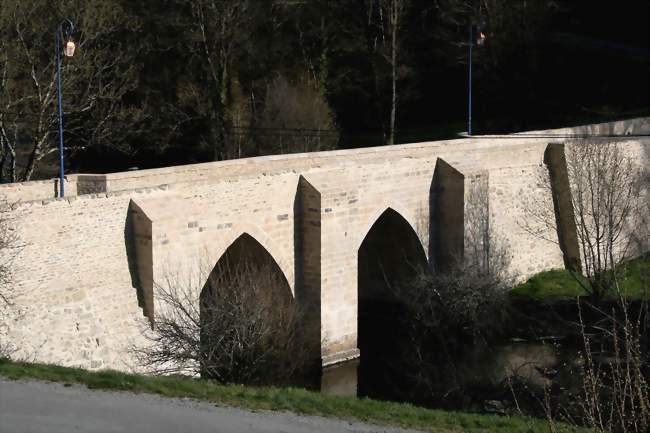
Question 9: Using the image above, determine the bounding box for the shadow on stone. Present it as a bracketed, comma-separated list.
[429, 158, 465, 272]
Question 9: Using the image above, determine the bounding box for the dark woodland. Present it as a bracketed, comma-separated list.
[1, 0, 648, 180]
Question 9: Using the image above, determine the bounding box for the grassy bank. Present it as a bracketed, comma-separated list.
[511, 254, 650, 301]
[0, 358, 586, 433]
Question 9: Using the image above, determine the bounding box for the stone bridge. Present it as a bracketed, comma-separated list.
[1, 118, 648, 375]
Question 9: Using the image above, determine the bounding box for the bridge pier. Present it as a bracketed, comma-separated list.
[294, 176, 323, 363]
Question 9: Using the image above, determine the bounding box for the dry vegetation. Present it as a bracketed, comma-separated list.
[519, 139, 649, 432]
[134, 257, 313, 386]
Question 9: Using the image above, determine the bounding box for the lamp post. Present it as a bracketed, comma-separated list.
[56, 19, 76, 198]
[467, 19, 486, 136]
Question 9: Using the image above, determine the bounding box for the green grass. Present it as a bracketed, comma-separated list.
[511, 255, 650, 301]
[510, 268, 588, 301]
[0, 358, 586, 433]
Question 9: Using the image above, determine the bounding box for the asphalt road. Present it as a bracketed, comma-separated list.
[0, 378, 424, 433]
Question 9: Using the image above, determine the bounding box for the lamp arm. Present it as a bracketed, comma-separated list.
[57, 19, 75, 41]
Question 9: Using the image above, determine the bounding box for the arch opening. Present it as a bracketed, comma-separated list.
[357, 208, 428, 399]
[199, 233, 307, 385]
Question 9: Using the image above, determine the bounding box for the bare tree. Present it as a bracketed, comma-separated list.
[0, 0, 139, 181]
[523, 140, 644, 299]
[362, 0, 409, 145]
[364, 0, 388, 143]
[190, 0, 252, 161]
[380, 0, 408, 145]
[134, 258, 312, 385]
[569, 141, 642, 296]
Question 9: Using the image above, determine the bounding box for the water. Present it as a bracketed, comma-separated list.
[318, 335, 582, 414]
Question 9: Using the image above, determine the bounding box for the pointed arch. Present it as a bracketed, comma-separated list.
[356, 203, 426, 261]
[357, 207, 428, 295]
[357, 206, 428, 398]
[199, 232, 296, 380]
[205, 232, 292, 299]
[198, 222, 294, 296]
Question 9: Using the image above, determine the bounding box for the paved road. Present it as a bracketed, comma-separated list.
[0, 378, 424, 433]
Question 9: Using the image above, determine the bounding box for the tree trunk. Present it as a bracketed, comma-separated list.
[22, 137, 40, 181]
[388, 0, 399, 146]
[389, 23, 397, 146]
[366, 0, 387, 144]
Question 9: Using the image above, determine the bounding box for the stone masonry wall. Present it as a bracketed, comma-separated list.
[1, 118, 648, 371]
[1, 190, 156, 370]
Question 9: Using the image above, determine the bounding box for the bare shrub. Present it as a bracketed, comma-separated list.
[579, 304, 648, 432]
[387, 178, 514, 402]
[398, 234, 513, 345]
[543, 298, 649, 433]
[385, 251, 513, 404]
[134, 258, 311, 385]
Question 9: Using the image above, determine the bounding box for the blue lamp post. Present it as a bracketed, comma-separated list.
[468, 20, 486, 136]
[55, 19, 76, 198]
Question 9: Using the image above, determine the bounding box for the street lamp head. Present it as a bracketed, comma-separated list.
[65, 39, 76, 57]
[477, 31, 486, 46]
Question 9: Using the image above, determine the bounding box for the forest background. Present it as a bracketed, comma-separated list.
[1, 0, 648, 181]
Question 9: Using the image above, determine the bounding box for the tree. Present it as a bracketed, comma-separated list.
[568, 141, 643, 297]
[524, 140, 644, 299]
[361, 0, 409, 145]
[0, 0, 140, 181]
[254, 75, 338, 156]
[381, 0, 408, 145]
[188, 0, 253, 161]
